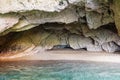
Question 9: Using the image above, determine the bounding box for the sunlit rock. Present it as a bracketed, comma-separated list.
[0, 14, 20, 33]
[0, 0, 68, 13]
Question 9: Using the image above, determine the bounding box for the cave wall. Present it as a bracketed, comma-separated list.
[0, 0, 120, 54]
[113, 0, 120, 35]
[0, 0, 114, 35]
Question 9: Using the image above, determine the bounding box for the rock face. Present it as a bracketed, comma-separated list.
[113, 0, 120, 35]
[0, 23, 120, 54]
[0, 0, 114, 35]
[0, 0, 120, 55]
[0, 0, 68, 13]
[102, 42, 120, 52]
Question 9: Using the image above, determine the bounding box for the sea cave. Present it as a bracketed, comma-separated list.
[0, 0, 120, 59]
[1, 0, 120, 80]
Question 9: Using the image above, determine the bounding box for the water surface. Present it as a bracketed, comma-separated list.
[0, 61, 120, 80]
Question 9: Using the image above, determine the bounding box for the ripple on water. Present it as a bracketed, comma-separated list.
[0, 61, 120, 80]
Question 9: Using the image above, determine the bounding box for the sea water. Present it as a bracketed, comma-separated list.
[0, 61, 120, 80]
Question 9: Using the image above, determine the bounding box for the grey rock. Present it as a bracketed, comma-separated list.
[86, 11, 102, 29]
[102, 42, 120, 52]
[85, 0, 108, 12]
[87, 45, 103, 51]
[81, 25, 120, 45]
[69, 34, 80, 49]
[87, 40, 103, 51]
[69, 34, 93, 49]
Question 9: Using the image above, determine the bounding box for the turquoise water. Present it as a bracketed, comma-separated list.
[0, 61, 120, 80]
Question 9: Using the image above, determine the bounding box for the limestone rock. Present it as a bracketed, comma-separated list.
[0, 7, 79, 36]
[21, 8, 78, 24]
[86, 10, 113, 29]
[85, 0, 108, 12]
[58, 32, 69, 46]
[113, 0, 120, 35]
[40, 33, 60, 49]
[69, 34, 81, 49]
[26, 27, 51, 46]
[0, 32, 34, 54]
[87, 45, 103, 51]
[65, 23, 82, 34]
[0, 0, 120, 54]
[69, 34, 93, 49]
[85, 0, 113, 29]
[87, 40, 103, 51]
[102, 42, 120, 52]
[86, 11, 102, 29]
[0, 0, 68, 14]
[81, 25, 120, 44]
[69, 0, 85, 7]
[0, 0, 115, 35]
[0, 14, 20, 33]
[115, 40, 120, 47]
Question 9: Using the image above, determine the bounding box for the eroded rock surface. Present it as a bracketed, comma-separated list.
[0, 23, 120, 55]
[0, 0, 120, 56]
[0, 0, 114, 35]
[113, 0, 120, 35]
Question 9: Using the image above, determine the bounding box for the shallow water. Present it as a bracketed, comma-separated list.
[0, 61, 120, 80]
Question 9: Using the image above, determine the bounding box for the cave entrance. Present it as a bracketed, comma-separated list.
[0, 22, 120, 58]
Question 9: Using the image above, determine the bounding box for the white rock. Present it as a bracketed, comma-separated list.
[0, 14, 20, 33]
[102, 42, 120, 52]
[0, 0, 68, 14]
